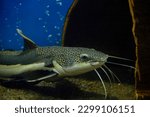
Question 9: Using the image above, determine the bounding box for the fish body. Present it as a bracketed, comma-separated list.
[0, 29, 108, 82]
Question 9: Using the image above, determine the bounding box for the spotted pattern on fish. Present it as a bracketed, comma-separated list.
[36, 46, 108, 67]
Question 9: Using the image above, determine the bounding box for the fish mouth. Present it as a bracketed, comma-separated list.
[89, 60, 106, 66]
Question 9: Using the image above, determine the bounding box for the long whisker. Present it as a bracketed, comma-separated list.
[104, 65, 121, 83]
[108, 55, 134, 61]
[94, 69, 107, 99]
[106, 61, 135, 69]
[103, 65, 115, 82]
[100, 67, 112, 86]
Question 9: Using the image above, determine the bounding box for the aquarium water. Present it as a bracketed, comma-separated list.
[0, 0, 73, 50]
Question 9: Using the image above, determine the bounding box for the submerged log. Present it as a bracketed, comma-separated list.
[129, 0, 150, 99]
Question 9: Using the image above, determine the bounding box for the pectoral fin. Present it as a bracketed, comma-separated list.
[26, 71, 58, 83]
[0, 68, 58, 84]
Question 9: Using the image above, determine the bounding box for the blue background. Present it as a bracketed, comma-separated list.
[0, 0, 73, 50]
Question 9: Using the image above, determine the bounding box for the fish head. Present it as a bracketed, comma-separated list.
[52, 47, 109, 76]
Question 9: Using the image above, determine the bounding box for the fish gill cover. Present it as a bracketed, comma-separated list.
[0, 0, 73, 50]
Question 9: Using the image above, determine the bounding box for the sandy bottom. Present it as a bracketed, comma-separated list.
[0, 69, 135, 100]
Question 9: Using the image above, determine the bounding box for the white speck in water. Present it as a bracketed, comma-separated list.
[54, 26, 60, 30]
[38, 17, 43, 21]
[56, 12, 64, 21]
[57, 2, 62, 6]
[48, 34, 53, 38]
[43, 25, 46, 28]
[46, 5, 50, 8]
[8, 40, 12, 43]
[45, 10, 50, 16]
[19, 3, 22, 6]
[54, 26, 57, 29]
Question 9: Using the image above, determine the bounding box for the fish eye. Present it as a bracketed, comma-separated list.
[80, 54, 89, 60]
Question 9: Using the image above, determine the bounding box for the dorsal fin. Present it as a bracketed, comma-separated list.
[16, 29, 38, 50]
